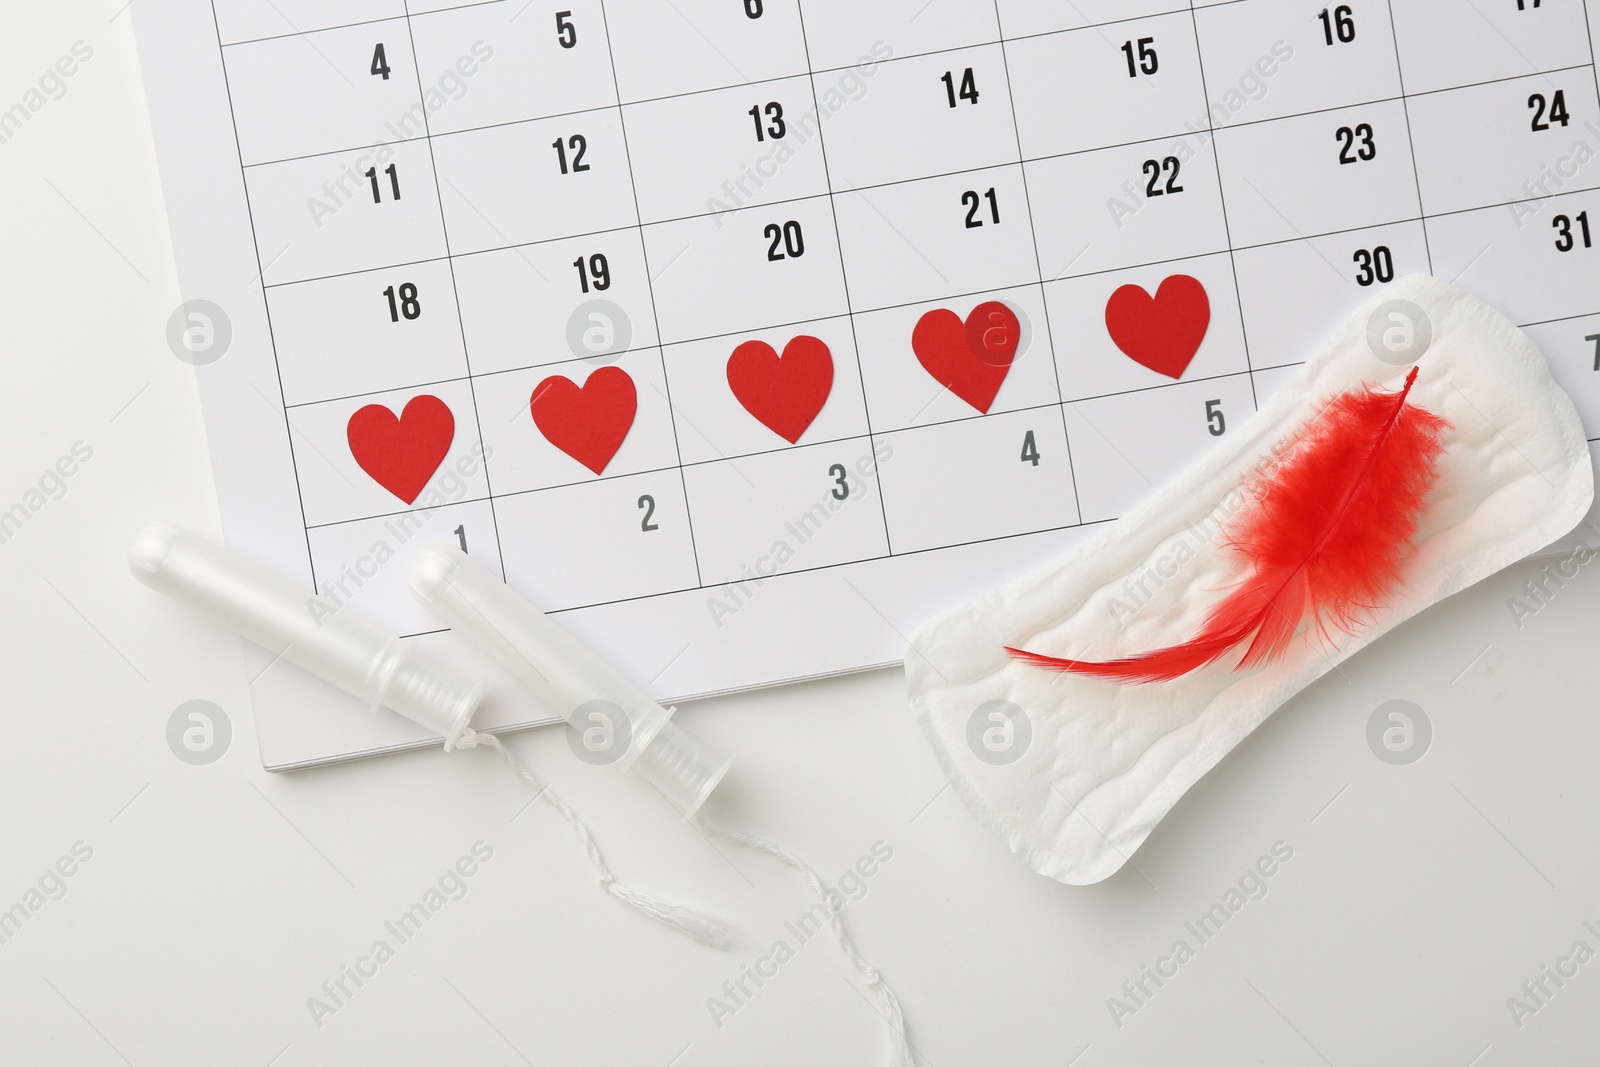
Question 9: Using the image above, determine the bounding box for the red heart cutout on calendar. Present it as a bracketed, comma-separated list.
[726, 335, 834, 444]
[347, 395, 455, 504]
[530, 366, 637, 475]
[1104, 274, 1210, 380]
[912, 300, 1021, 413]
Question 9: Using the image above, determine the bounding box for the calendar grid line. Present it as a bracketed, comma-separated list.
[398, 0, 511, 585]
[539, 513, 1122, 615]
[1583, 3, 1600, 152]
[224, 3, 1285, 91]
[593, 0, 705, 589]
[297, 363, 1265, 536]
[215, 1, 515, 49]
[257, 204, 1501, 296]
[380, 509, 1125, 627]
[1184, 1, 1259, 414]
[252, 137, 1600, 293]
[1519, 309, 1600, 329]
[283, 333, 1265, 411]
[219, 13, 417, 50]
[247, 149, 1600, 270]
[239, 59, 1600, 177]
[990, 0, 1085, 528]
[280, 301, 1271, 414]
[1380, 0, 1435, 275]
[792, 0, 897, 557]
[205, 0, 321, 596]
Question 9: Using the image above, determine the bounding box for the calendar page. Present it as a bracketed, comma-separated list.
[136, 0, 1600, 769]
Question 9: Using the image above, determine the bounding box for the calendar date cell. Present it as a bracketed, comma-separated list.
[602, 0, 810, 102]
[875, 409, 1079, 554]
[1519, 313, 1600, 442]
[1005, 12, 1208, 160]
[817, 44, 1020, 190]
[1027, 134, 1230, 281]
[452, 233, 658, 376]
[681, 437, 890, 586]
[432, 109, 640, 253]
[224, 20, 430, 166]
[1193, 0, 1401, 127]
[268, 258, 468, 406]
[1407, 72, 1600, 216]
[495, 473, 700, 612]
[831, 164, 1040, 311]
[663, 316, 871, 465]
[245, 138, 449, 286]
[642, 197, 849, 344]
[1429, 190, 1600, 326]
[474, 348, 682, 495]
[1066, 373, 1257, 524]
[1387, 0, 1592, 95]
[1212, 99, 1421, 247]
[852, 285, 1059, 433]
[289, 378, 489, 529]
[621, 75, 831, 224]
[408, 0, 618, 132]
[307, 499, 502, 637]
[1231, 220, 1429, 370]
[1044, 253, 1247, 403]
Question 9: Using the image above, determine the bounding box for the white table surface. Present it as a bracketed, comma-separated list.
[3, 5, 1598, 1065]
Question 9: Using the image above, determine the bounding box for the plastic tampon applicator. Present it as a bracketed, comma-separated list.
[408, 544, 731, 816]
[127, 523, 736, 947]
[128, 523, 483, 747]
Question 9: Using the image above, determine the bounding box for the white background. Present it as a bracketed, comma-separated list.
[3, 5, 1600, 1066]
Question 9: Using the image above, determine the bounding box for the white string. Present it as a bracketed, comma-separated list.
[696, 813, 914, 1067]
[461, 729, 735, 950]
[460, 728, 911, 1065]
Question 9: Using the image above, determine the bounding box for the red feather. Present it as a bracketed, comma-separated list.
[1006, 366, 1449, 683]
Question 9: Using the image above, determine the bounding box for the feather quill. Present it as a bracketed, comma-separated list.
[1007, 366, 1449, 683]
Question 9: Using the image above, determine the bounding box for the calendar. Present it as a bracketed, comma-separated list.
[136, 0, 1600, 768]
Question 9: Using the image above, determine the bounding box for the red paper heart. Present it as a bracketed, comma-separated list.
[1104, 274, 1210, 379]
[530, 366, 637, 475]
[912, 300, 1020, 413]
[347, 394, 455, 504]
[727, 335, 834, 444]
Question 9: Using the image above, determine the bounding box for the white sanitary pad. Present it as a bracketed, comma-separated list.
[905, 276, 1593, 885]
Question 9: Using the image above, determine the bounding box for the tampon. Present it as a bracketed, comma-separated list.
[409, 545, 731, 816]
[128, 524, 483, 749]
